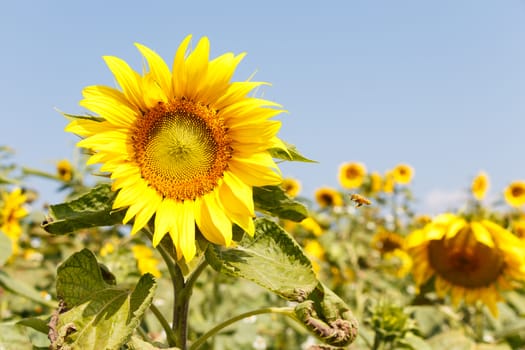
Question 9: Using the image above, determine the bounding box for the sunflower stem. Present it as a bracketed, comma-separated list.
[189, 307, 295, 350]
[149, 303, 177, 346]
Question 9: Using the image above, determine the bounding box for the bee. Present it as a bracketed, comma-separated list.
[350, 193, 371, 207]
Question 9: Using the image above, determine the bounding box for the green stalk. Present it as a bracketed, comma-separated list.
[190, 307, 294, 350]
[149, 303, 177, 346]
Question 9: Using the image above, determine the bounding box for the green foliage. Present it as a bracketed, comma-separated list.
[42, 184, 125, 234]
[268, 141, 317, 163]
[206, 218, 318, 300]
[0, 230, 12, 266]
[253, 185, 308, 222]
[51, 249, 157, 350]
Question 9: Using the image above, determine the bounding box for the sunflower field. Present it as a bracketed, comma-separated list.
[2, 36, 525, 350]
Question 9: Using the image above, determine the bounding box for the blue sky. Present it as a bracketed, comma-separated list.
[1, 1, 524, 213]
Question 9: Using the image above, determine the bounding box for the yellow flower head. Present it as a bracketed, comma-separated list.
[369, 171, 383, 194]
[281, 177, 302, 198]
[131, 244, 161, 278]
[338, 162, 367, 189]
[314, 187, 343, 208]
[471, 171, 489, 201]
[303, 239, 325, 274]
[371, 231, 405, 254]
[504, 181, 525, 208]
[406, 213, 525, 316]
[383, 249, 413, 278]
[1, 188, 28, 258]
[392, 163, 414, 185]
[66, 36, 286, 261]
[383, 170, 395, 194]
[56, 159, 73, 182]
[300, 217, 323, 237]
[512, 220, 525, 239]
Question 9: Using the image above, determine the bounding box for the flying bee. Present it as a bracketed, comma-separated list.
[349, 193, 371, 207]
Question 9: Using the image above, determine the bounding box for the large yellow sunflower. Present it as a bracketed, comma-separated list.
[406, 213, 525, 316]
[471, 171, 489, 201]
[338, 162, 367, 189]
[66, 36, 286, 261]
[504, 181, 525, 208]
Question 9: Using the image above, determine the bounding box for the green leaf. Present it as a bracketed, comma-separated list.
[253, 185, 308, 222]
[0, 323, 34, 350]
[17, 317, 50, 334]
[43, 183, 125, 235]
[61, 112, 105, 122]
[127, 336, 181, 350]
[269, 141, 316, 163]
[0, 271, 58, 308]
[52, 249, 157, 350]
[0, 230, 13, 266]
[206, 218, 318, 301]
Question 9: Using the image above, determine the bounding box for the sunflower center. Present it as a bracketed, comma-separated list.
[511, 185, 525, 197]
[133, 100, 232, 201]
[346, 167, 360, 179]
[428, 227, 504, 288]
[320, 194, 334, 206]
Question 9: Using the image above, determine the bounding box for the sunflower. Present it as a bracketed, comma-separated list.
[338, 162, 366, 189]
[392, 163, 414, 185]
[471, 171, 489, 201]
[383, 249, 413, 278]
[281, 177, 301, 198]
[56, 159, 73, 182]
[504, 181, 525, 208]
[406, 213, 525, 316]
[512, 220, 525, 239]
[369, 171, 383, 194]
[0, 188, 28, 256]
[314, 187, 343, 208]
[300, 217, 323, 237]
[371, 231, 405, 254]
[66, 36, 286, 261]
[132, 244, 162, 278]
[303, 239, 325, 274]
[383, 170, 395, 194]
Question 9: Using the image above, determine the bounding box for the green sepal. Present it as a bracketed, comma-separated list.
[51, 249, 157, 350]
[61, 112, 105, 122]
[269, 141, 316, 163]
[253, 185, 308, 222]
[43, 183, 125, 234]
[206, 218, 318, 300]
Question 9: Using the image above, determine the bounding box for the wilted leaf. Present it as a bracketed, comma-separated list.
[206, 218, 318, 300]
[253, 185, 308, 222]
[43, 183, 125, 234]
[53, 249, 157, 350]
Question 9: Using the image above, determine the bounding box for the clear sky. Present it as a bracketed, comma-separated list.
[1, 1, 524, 214]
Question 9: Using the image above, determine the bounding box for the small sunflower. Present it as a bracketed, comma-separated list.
[392, 163, 414, 185]
[300, 217, 323, 237]
[66, 36, 286, 261]
[56, 159, 73, 182]
[471, 171, 489, 201]
[383, 170, 395, 194]
[0, 188, 28, 256]
[369, 171, 383, 194]
[504, 181, 525, 208]
[371, 231, 405, 254]
[314, 187, 343, 208]
[132, 244, 162, 278]
[338, 162, 367, 189]
[383, 249, 413, 278]
[303, 239, 325, 274]
[281, 177, 302, 198]
[406, 213, 525, 316]
[512, 220, 525, 239]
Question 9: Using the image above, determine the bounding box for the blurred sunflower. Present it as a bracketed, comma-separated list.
[369, 171, 383, 194]
[383, 249, 413, 278]
[392, 163, 414, 185]
[406, 213, 525, 316]
[66, 36, 286, 261]
[300, 217, 323, 237]
[281, 177, 302, 198]
[338, 162, 367, 189]
[132, 244, 162, 278]
[471, 171, 489, 201]
[0, 188, 28, 256]
[512, 220, 525, 239]
[383, 170, 395, 194]
[314, 187, 343, 208]
[371, 231, 405, 254]
[303, 239, 325, 274]
[504, 181, 525, 208]
[56, 159, 73, 182]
